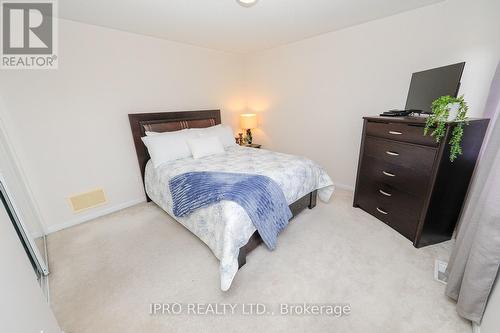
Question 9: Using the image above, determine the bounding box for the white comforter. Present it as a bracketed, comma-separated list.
[145, 145, 334, 290]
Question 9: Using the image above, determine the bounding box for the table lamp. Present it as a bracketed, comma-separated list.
[240, 113, 257, 144]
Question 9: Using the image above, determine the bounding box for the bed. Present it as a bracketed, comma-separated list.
[129, 110, 334, 290]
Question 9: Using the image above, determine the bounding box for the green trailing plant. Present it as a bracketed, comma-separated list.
[424, 95, 469, 162]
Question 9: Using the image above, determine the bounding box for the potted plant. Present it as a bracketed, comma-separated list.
[424, 95, 469, 162]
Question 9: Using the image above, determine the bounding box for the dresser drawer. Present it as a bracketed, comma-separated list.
[364, 137, 436, 173]
[356, 179, 423, 240]
[359, 156, 432, 197]
[366, 121, 438, 147]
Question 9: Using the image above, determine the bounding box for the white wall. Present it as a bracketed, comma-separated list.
[244, 0, 500, 188]
[0, 19, 245, 231]
[0, 204, 60, 332]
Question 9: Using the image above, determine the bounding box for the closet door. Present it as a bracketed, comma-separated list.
[0, 199, 60, 333]
[0, 121, 49, 279]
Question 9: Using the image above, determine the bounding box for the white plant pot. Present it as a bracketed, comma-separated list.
[447, 103, 460, 121]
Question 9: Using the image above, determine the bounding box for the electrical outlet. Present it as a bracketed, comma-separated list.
[434, 260, 448, 284]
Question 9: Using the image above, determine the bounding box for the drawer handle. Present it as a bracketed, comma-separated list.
[379, 189, 392, 197]
[382, 171, 396, 177]
[376, 207, 388, 215]
[386, 151, 399, 156]
[389, 131, 403, 135]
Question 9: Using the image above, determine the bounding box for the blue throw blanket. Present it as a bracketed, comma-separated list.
[169, 172, 292, 250]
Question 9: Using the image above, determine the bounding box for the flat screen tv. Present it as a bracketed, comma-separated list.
[405, 62, 465, 114]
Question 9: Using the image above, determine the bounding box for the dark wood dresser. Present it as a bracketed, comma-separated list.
[353, 116, 489, 247]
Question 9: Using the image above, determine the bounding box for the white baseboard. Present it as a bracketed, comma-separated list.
[46, 197, 145, 234]
[334, 183, 355, 191]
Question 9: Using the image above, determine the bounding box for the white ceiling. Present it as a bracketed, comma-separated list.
[59, 0, 444, 53]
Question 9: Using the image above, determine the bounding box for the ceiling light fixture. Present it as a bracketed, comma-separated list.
[236, 0, 259, 8]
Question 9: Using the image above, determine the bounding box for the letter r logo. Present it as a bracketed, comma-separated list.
[2, 2, 53, 54]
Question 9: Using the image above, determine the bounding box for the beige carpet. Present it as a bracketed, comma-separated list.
[47, 189, 470, 333]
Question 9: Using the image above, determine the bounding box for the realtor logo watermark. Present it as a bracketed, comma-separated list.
[1, 0, 58, 69]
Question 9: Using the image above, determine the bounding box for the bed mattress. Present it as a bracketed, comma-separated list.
[144, 145, 334, 290]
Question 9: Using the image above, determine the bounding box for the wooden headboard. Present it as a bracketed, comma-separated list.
[128, 110, 221, 198]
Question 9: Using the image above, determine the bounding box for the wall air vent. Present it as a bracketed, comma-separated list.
[69, 188, 107, 212]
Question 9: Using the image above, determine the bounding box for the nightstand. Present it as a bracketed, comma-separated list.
[244, 144, 261, 149]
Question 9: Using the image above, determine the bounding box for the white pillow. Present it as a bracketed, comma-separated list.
[187, 136, 225, 159]
[192, 125, 236, 147]
[141, 130, 193, 167]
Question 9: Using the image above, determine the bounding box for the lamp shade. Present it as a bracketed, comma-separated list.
[240, 113, 257, 129]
